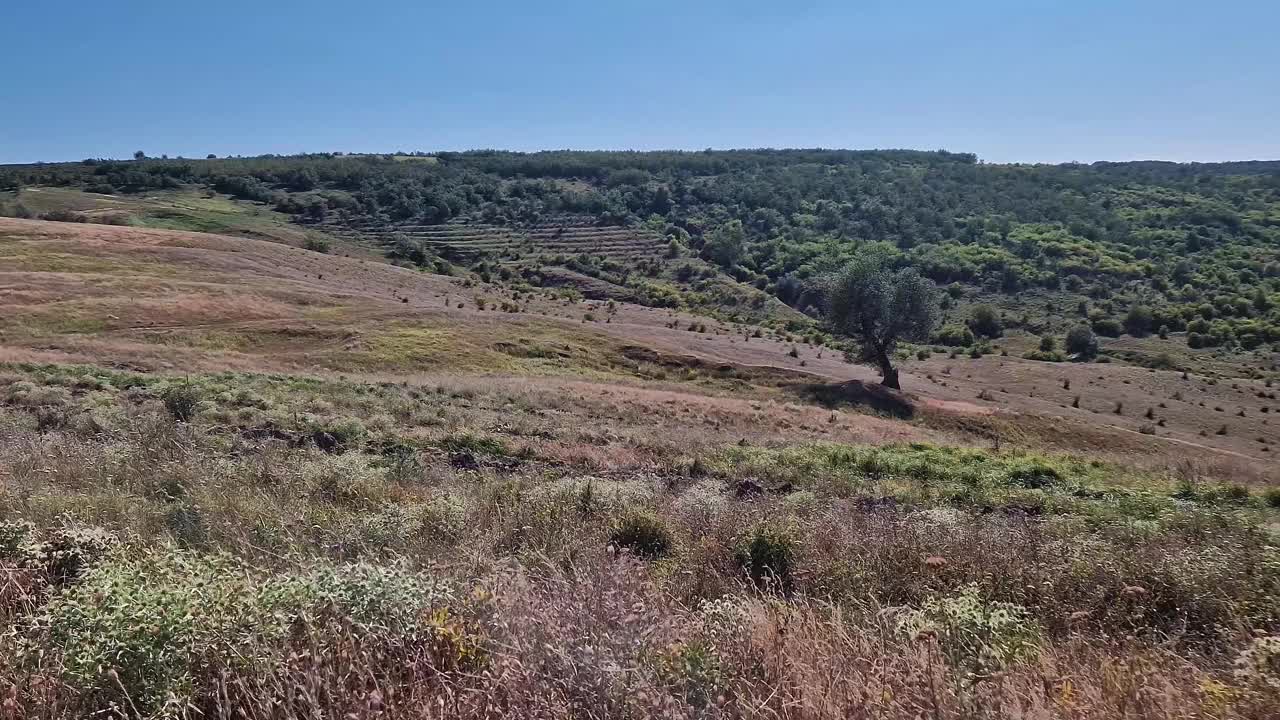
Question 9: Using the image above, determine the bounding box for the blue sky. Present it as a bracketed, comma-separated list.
[2, 0, 1277, 164]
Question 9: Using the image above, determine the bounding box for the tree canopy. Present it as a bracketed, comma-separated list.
[1065, 325, 1099, 358]
[820, 251, 941, 389]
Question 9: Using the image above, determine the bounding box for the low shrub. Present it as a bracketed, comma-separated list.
[896, 584, 1040, 676]
[610, 510, 674, 559]
[1262, 487, 1280, 509]
[303, 236, 331, 253]
[439, 432, 508, 457]
[0, 522, 118, 583]
[160, 383, 203, 422]
[312, 416, 368, 451]
[29, 550, 453, 716]
[40, 209, 88, 223]
[934, 324, 974, 347]
[1235, 635, 1280, 690]
[1004, 461, 1064, 490]
[735, 524, 796, 593]
[305, 454, 386, 507]
[1092, 318, 1123, 338]
[1023, 349, 1065, 362]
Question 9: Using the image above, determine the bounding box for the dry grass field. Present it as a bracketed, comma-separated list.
[1, 217, 1279, 718]
[2, 217, 1274, 477]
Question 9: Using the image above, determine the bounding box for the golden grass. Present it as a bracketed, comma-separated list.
[0, 360, 1277, 717]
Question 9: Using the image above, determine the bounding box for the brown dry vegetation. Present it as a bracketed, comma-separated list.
[1, 218, 1279, 718]
[2, 218, 1274, 475]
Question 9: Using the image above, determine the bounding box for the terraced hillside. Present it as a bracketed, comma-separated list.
[315, 214, 666, 262]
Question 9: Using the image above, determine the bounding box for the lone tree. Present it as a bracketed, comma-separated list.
[1064, 324, 1099, 359]
[968, 304, 1003, 338]
[820, 251, 941, 389]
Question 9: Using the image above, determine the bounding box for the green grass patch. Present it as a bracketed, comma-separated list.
[705, 442, 1224, 519]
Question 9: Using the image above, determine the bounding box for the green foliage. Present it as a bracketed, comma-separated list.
[1004, 461, 1064, 489]
[0, 520, 35, 560]
[302, 235, 331, 253]
[712, 443, 1111, 507]
[703, 220, 746, 269]
[31, 550, 452, 715]
[609, 510, 674, 559]
[821, 250, 941, 388]
[1026, 334, 1065, 361]
[1024, 349, 1065, 362]
[160, 382, 203, 422]
[734, 524, 796, 593]
[0, 521, 118, 583]
[968, 304, 1003, 339]
[8, 150, 1280, 351]
[659, 640, 727, 713]
[314, 415, 368, 450]
[1065, 325, 1099, 358]
[934, 324, 974, 347]
[439, 432, 508, 457]
[1124, 304, 1156, 337]
[1091, 317, 1123, 337]
[897, 584, 1041, 676]
[1263, 487, 1280, 509]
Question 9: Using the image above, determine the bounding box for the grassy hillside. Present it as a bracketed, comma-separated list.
[3, 217, 1275, 467]
[1, 152, 1280, 717]
[0, 185, 350, 252]
[4, 150, 1279, 348]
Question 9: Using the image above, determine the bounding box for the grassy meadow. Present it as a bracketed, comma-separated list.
[0, 361, 1278, 718]
[0, 186, 1278, 716]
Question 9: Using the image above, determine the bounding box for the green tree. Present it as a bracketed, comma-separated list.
[704, 220, 745, 269]
[1254, 287, 1273, 312]
[1092, 317, 1123, 337]
[821, 251, 941, 389]
[1123, 305, 1155, 337]
[1064, 325, 1098, 359]
[968, 304, 1003, 338]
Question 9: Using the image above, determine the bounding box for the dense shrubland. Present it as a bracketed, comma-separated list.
[4, 150, 1278, 349]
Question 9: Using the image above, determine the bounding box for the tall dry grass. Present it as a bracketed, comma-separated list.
[0, 365, 1278, 717]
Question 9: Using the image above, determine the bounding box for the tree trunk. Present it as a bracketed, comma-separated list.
[878, 356, 901, 390]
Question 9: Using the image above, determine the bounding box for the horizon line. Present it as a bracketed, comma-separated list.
[5, 147, 1280, 168]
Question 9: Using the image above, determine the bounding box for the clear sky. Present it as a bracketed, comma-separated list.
[3, 0, 1277, 165]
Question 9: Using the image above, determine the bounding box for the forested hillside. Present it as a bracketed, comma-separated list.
[4, 150, 1279, 350]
